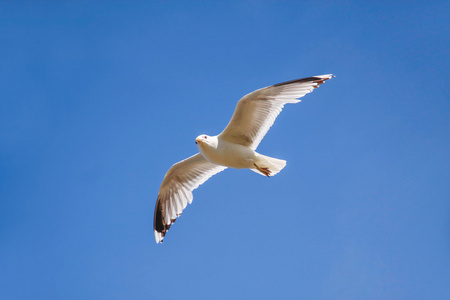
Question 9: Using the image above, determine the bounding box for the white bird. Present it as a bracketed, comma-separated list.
[154, 75, 333, 243]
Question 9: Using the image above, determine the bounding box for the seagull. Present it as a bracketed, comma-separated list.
[154, 74, 333, 243]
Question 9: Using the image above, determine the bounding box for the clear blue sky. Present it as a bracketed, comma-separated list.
[1, 1, 449, 299]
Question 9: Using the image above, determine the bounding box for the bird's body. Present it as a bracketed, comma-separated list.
[154, 75, 334, 243]
[197, 135, 256, 169]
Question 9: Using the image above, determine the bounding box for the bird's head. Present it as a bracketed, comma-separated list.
[195, 134, 216, 148]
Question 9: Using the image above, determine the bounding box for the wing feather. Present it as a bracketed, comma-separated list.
[154, 153, 226, 243]
[219, 74, 333, 149]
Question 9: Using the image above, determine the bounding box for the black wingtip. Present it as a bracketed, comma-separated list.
[154, 197, 171, 243]
[273, 74, 333, 87]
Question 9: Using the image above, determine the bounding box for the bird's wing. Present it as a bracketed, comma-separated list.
[219, 74, 333, 149]
[154, 153, 227, 243]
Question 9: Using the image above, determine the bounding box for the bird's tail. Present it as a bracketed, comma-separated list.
[251, 153, 286, 177]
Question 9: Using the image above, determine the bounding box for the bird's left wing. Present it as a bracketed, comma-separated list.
[219, 75, 333, 149]
[154, 153, 227, 243]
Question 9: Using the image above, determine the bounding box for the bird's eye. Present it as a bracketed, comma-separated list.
[204, 136, 207, 139]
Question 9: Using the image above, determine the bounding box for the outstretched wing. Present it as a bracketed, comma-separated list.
[219, 75, 333, 149]
[154, 153, 227, 243]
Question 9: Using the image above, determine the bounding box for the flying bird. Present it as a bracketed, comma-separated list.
[154, 74, 333, 243]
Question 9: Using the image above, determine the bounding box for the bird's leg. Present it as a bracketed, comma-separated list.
[254, 163, 271, 177]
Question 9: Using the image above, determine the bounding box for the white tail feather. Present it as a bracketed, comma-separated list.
[251, 153, 286, 177]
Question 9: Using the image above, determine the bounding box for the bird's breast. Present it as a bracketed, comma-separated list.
[198, 140, 255, 169]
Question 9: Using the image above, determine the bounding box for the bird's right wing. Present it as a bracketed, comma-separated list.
[219, 75, 333, 149]
[154, 153, 227, 243]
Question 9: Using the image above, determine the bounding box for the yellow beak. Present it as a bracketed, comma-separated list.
[195, 137, 202, 144]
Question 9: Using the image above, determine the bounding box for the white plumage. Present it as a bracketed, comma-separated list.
[154, 74, 333, 243]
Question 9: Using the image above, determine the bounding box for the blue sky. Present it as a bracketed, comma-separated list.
[1, 1, 449, 299]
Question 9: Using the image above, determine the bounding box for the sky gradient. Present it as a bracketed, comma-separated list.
[1, 1, 449, 299]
